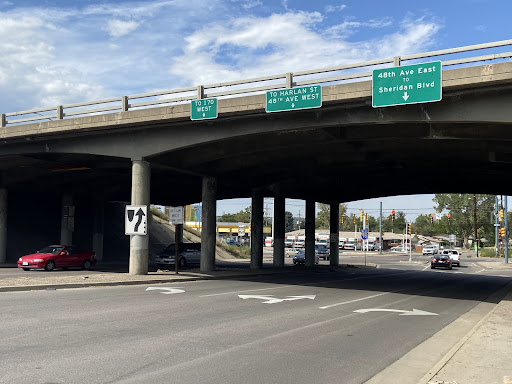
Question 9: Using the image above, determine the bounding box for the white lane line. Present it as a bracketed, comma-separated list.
[200, 285, 295, 297]
[476, 268, 486, 274]
[319, 291, 391, 309]
[200, 271, 414, 298]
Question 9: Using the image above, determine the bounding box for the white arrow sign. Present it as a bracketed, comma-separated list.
[146, 287, 185, 295]
[354, 308, 438, 316]
[238, 295, 315, 304]
[402, 91, 410, 101]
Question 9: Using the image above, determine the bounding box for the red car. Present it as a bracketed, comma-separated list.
[17, 245, 96, 271]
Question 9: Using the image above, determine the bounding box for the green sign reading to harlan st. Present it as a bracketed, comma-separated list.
[190, 98, 218, 120]
[266, 86, 322, 113]
[372, 61, 442, 108]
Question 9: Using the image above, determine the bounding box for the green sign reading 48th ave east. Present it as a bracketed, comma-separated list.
[372, 61, 442, 108]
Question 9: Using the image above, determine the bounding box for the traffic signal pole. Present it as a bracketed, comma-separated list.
[505, 196, 509, 263]
[495, 196, 499, 257]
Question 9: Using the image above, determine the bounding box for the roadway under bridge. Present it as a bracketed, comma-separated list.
[1, 61, 512, 273]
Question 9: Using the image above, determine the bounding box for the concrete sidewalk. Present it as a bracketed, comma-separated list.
[1, 260, 511, 383]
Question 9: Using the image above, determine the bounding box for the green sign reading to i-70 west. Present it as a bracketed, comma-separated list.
[372, 61, 442, 108]
[190, 98, 218, 120]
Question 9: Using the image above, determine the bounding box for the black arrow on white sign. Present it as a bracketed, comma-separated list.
[134, 208, 145, 232]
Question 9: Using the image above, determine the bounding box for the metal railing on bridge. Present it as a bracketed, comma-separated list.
[2, 39, 512, 127]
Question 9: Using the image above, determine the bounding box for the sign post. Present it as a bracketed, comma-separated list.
[169, 207, 184, 274]
[372, 61, 442, 108]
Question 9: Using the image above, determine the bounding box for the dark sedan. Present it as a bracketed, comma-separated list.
[293, 250, 319, 265]
[431, 254, 453, 270]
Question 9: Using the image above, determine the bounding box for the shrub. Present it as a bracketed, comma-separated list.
[480, 247, 499, 258]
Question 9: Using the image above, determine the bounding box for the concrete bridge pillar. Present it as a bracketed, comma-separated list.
[251, 189, 264, 269]
[330, 203, 340, 266]
[0, 188, 7, 264]
[305, 199, 316, 267]
[273, 192, 285, 268]
[129, 160, 150, 275]
[200, 176, 217, 272]
[60, 193, 73, 245]
[92, 195, 104, 261]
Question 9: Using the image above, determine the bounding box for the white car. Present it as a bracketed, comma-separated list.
[422, 245, 438, 255]
[442, 249, 461, 266]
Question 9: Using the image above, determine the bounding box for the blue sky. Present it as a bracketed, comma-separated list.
[1, 0, 510, 220]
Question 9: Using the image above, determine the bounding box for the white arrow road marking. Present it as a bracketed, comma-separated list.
[402, 91, 409, 101]
[354, 308, 438, 316]
[146, 287, 185, 295]
[238, 294, 316, 304]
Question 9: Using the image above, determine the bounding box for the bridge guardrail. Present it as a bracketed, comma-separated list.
[2, 39, 512, 127]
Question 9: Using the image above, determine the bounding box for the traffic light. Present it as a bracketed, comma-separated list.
[499, 227, 506, 237]
[360, 210, 364, 222]
[499, 209, 504, 222]
[381, 229, 385, 238]
[391, 210, 395, 222]
[353, 214, 356, 224]
[365, 213, 368, 223]
[340, 215, 344, 225]
[407, 223, 412, 236]
[447, 214, 451, 224]
[430, 214, 434, 224]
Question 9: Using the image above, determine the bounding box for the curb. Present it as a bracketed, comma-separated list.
[417, 280, 512, 384]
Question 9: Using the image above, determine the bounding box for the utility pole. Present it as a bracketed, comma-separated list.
[473, 194, 479, 258]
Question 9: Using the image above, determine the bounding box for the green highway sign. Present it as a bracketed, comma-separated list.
[190, 98, 218, 120]
[372, 61, 442, 108]
[266, 86, 322, 113]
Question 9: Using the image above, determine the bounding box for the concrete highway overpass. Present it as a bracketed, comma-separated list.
[1, 40, 512, 272]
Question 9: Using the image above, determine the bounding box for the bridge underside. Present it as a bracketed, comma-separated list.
[2, 65, 512, 206]
[1, 120, 511, 206]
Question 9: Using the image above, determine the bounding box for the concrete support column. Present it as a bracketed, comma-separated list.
[250, 189, 264, 269]
[0, 189, 7, 264]
[305, 199, 316, 267]
[60, 193, 73, 245]
[330, 203, 340, 266]
[200, 176, 217, 272]
[273, 192, 285, 268]
[129, 160, 150, 275]
[92, 196, 105, 262]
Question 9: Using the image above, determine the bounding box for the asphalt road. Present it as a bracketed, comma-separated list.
[1, 262, 511, 384]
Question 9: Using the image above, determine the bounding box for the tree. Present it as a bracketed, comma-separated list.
[433, 194, 496, 247]
[285, 211, 294, 233]
[316, 203, 330, 229]
[218, 207, 251, 223]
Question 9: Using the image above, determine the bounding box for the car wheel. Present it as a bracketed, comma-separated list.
[45, 260, 55, 271]
[448, 265, 453, 270]
[178, 257, 186, 267]
[22, 267, 30, 271]
[82, 260, 92, 270]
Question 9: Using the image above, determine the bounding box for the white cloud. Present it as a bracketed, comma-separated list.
[105, 19, 140, 37]
[0, 1, 443, 116]
[170, 12, 441, 86]
[325, 4, 347, 13]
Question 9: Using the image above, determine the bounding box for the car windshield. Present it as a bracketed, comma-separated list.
[38, 246, 64, 255]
